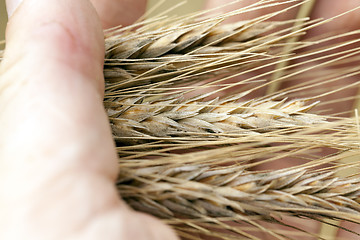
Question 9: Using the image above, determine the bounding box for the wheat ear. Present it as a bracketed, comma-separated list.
[116, 113, 360, 239]
[106, 94, 324, 145]
[104, 0, 312, 97]
[104, 1, 360, 239]
[118, 163, 360, 239]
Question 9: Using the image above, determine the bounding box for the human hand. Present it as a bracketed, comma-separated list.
[0, 0, 178, 239]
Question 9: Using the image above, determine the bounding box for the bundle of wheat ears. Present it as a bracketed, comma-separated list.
[2, 0, 360, 239]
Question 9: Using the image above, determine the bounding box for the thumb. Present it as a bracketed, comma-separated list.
[0, 0, 178, 239]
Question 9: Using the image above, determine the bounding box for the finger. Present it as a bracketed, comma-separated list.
[90, 0, 147, 29]
[0, 0, 177, 239]
[338, 221, 360, 239]
[203, 0, 299, 98]
[281, 1, 360, 117]
[4, 0, 105, 93]
[311, 0, 360, 33]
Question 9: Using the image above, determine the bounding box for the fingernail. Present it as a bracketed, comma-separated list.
[6, 0, 24, 17]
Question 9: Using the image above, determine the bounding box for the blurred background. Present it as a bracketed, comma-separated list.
[1, 0, 6, 48]
[147, 0, 204, 17]
[0, 0, 205, 50]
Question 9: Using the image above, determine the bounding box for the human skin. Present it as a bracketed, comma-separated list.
[0, 0, 177, 239]
[0, 0, 359, 239]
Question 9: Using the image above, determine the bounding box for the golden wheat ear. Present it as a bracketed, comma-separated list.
[105, 0, 360, 239]
[106, 94, 325, 145]
[103, 0, 326, 146]
[103, 0, 313, 96]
